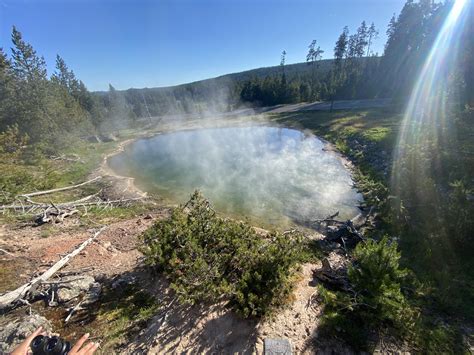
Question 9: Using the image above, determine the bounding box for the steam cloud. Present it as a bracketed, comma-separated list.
[109, 126, 362, 227]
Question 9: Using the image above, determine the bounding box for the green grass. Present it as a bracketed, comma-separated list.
[93, 285, 161, 352]
[270, 108, 401, 147]
[40, 283, 161, 354]
[80, 204, 155, 223]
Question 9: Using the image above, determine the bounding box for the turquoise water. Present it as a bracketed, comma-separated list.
[109, 126, 362, 227]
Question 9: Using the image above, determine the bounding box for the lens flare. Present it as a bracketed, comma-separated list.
[391, 0, 470, 210]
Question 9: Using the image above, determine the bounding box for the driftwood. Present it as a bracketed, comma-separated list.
[65, 300, 85, 322]
[18, 176, 102, 198]
[0, 227, 106, 311]
[1, 197, 144, 212]
[50, 154, 84, 164]
[35, 205, 79, 225]
[313, 258, 349, 291]
[0, 248, 16, 258]
[313, 208, 374, 250]
[58, 267, 94, 277]
[0, 176, 145, 224]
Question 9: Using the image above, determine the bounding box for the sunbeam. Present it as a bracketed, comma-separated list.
[391, 0, 470, 211]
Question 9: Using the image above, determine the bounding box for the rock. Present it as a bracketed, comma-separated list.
[111, 274, 137, 289]
[56, 275, 97, 303]
[99, 133, 117, 142]
[0, 314, 52, 353]
[82, 282, 101, 305]
[264, 338, 292, 355]
[85, 135, 101, 143]
[143, 214, 153, 220]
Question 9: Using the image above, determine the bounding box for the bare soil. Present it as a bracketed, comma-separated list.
[1, 210, 352, 354]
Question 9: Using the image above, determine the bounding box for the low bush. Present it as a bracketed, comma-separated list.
[318, 237, 416, 350]
[141, 190, 304, 317]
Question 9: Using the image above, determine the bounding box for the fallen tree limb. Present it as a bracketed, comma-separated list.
[313, 208, 375, 250]
[0, 197, 144, 212]
[58, 267, 94, 277]
[50, 154, 84, 164]
[18, 176, 102, 198]
[0, 226, 106, 311]
[313, 258, 349, 291]
[0, 248, 16, 258]
[65, 300, 84, 322]
[35, 207, 79, 225]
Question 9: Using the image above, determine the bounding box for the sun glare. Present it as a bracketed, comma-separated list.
[391, 0, 470, 204]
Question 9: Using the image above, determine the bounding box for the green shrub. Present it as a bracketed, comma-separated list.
[318, 237, 416, 350]
[141, 190, 303, 317]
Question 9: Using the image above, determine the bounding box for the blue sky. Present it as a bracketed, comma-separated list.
[0, 0, 406, 91]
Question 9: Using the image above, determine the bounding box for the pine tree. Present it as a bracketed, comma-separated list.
[9, 26, 51, 140]
[306, 40, 324, 100]
[0, 48, 14, 129]
[334, 26, 349, 69]
[355, 21, 369, 58]
[366, 23, 379, 57]
[10, 26, 47, 82]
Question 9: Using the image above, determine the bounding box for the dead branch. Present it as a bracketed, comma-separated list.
[0, 227, 106, 310]
[0, 197, 144, 212]
[50, 154, 84, 164]
[65, 300, 84, 322]
[35, 206, 79, 225]
[313, 208, 374, 250]
[18, 176, 102, 198]
[0, 248, 16, 258]
[58, 267, 94, 277]
[313, 258, 349, 292]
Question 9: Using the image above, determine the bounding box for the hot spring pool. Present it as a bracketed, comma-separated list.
[108, 126, 362, 227]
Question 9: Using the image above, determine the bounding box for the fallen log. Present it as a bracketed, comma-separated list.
[0, 227, 106, 311]
[313, 258, 349, 291]
[313, 208, 374, 250]
[0, 197, 145, 212]
[18, 176, 102, 198]
[50, 154, 84, 164]
[35, 207, 79, 225]
[0, 248, 16, 258]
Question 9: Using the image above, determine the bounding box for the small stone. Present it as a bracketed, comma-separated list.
[143, 214, 153, 220]
[111, 274, 137, 289]
[264, 338, 292, 355]
[56, 275, 96, 303]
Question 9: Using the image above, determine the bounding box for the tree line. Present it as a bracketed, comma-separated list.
[240, 0, 473, 107]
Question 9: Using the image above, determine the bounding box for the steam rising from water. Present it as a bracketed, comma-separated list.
[110, 126, 362, 226]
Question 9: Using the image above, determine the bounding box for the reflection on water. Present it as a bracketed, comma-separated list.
[109, 126, 362, 227]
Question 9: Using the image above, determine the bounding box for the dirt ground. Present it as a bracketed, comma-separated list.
[1, 208, 353, 354]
